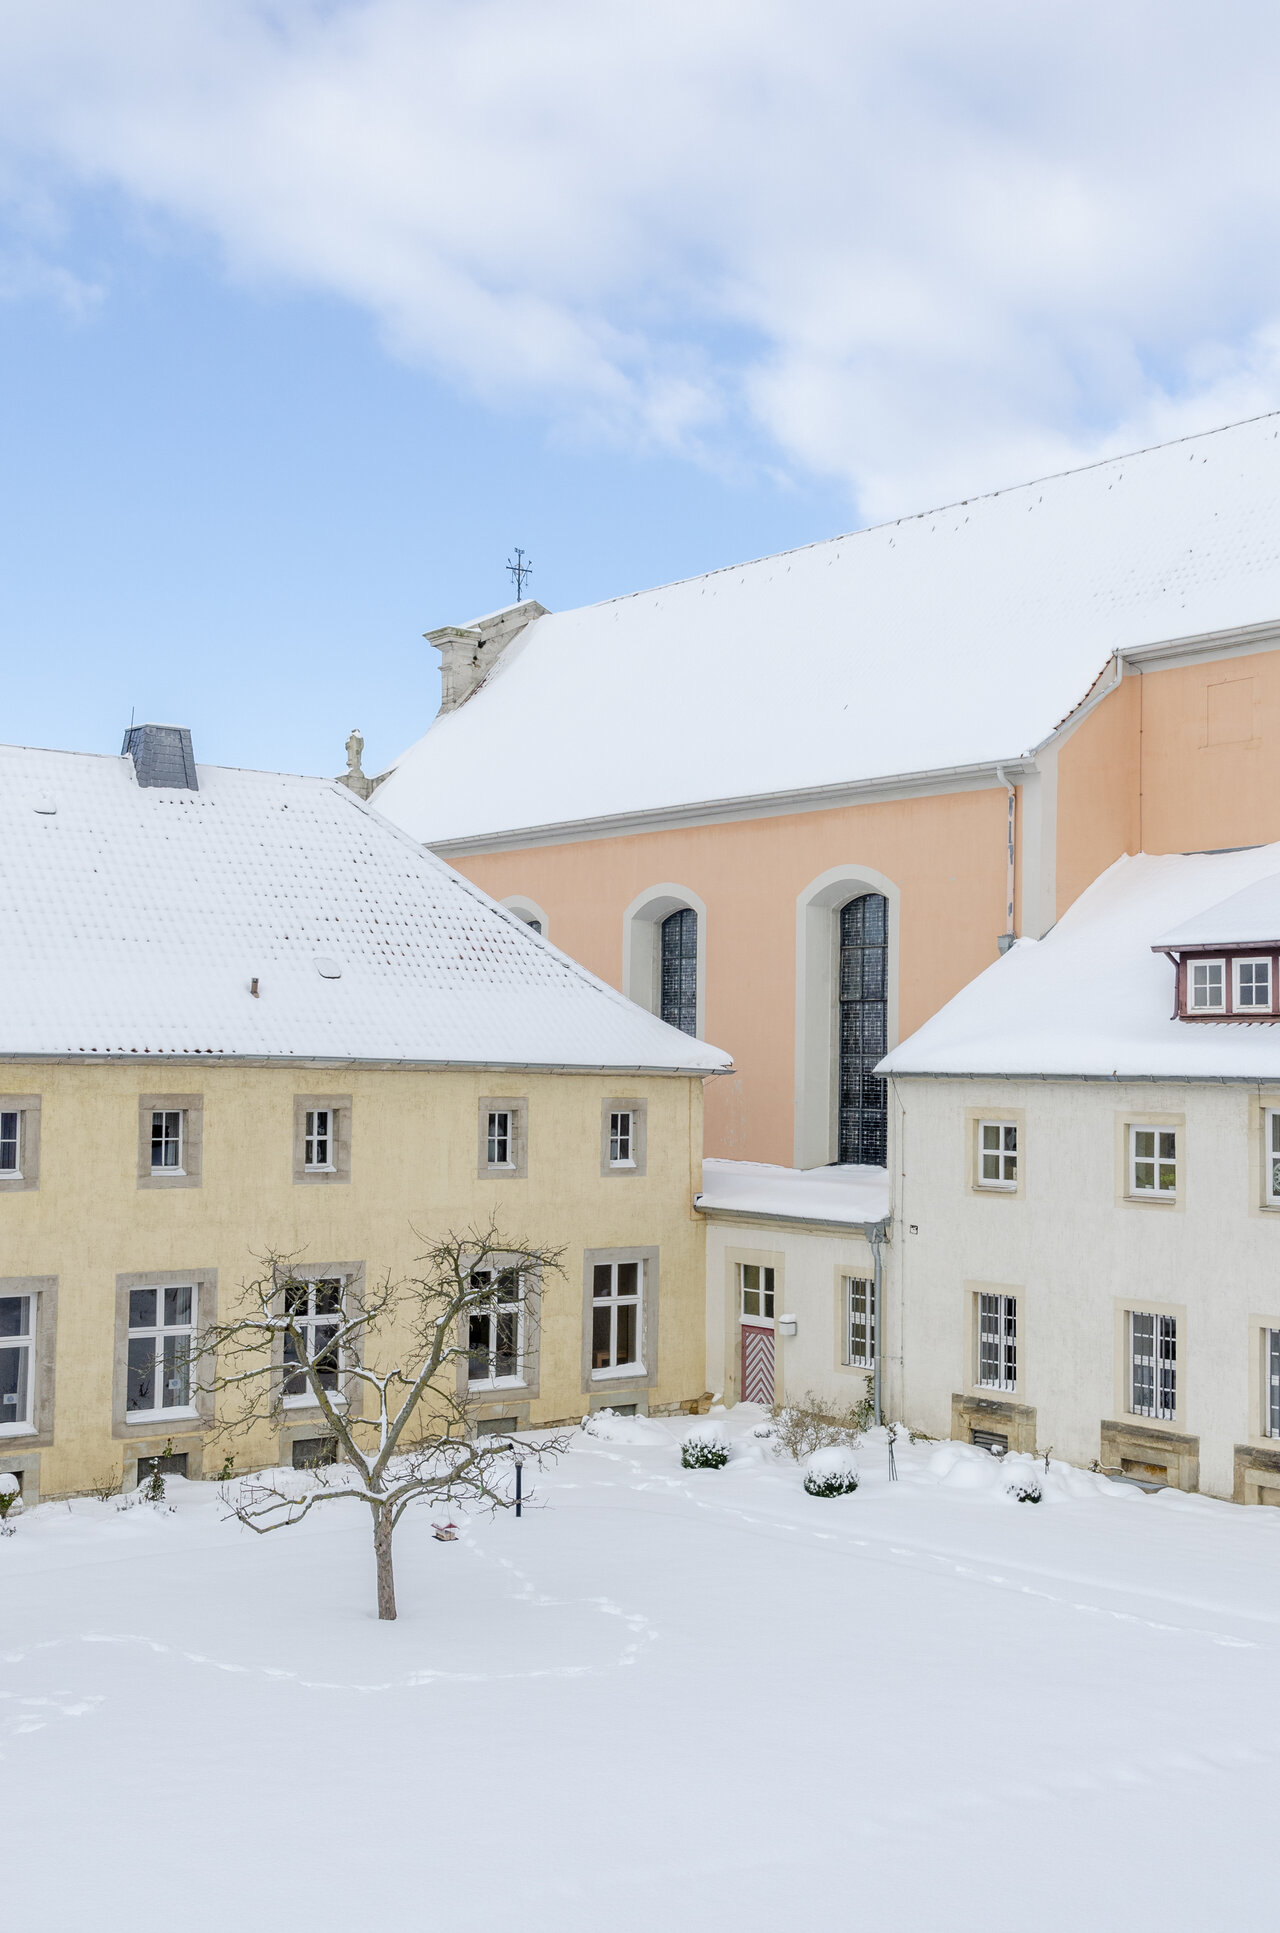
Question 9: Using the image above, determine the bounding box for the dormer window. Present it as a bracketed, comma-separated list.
[1236, 958, 1273, 1011]
[1188, 959, 1225, 1011]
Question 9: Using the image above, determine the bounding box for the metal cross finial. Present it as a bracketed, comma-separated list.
[506, 547, 533, 600]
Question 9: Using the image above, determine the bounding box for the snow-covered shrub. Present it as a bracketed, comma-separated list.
[579, 1408, 664, 1445]
[1010, 1481, 1042, 1504]
[803, 1444, 860, 1497]
[0, 1471, 21, 1534]
[681, 1421, 729, 1470]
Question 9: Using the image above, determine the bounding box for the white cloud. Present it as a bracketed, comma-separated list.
[3, 0, 1280, 514]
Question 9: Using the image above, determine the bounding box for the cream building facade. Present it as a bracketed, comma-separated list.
[0, 731, 728, 1502]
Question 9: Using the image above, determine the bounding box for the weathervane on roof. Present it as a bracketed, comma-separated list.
[506, 547, 533, 600]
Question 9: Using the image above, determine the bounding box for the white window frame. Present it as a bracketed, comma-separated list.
[0, 1109, 22, 1180]
[1129, 1124, 1177, 1199]
[304, 1108, 334, 1173]
[1267, 1328, 1280, 1440]
[1187, 958, 1225, 1012]
[590, 1258, 644, 1376]
[0, 1291, 35, 1433]
[1265, 1109, 1280, 1208]
[1129, 1310, 1176, 1421]
[739, 1263, 775, 1326]
[150, 1108, 185, 1176]
[608, 1110, 635, 1168]
[126, 1283, 198, 1422]
[977, 1120, 1018, 1190]
[977, 1292, 1017, 1391]
[487, 1110, 513, 1169]
[282, 1277, 346, 1408]
[467, 1269, 525, 1388]
[845, 1275, 875, 1369]
[1235, 957, 1273, 1013]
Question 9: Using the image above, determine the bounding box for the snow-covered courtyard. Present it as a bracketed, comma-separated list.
[5, 1409, 1278, 1931]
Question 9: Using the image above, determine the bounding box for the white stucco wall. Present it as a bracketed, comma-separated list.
[704, 1216, 877, 1414]
[886, 1075, 1280, 1498]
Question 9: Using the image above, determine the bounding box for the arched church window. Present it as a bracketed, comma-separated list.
[660, 908, 698, 1035]
[838, 894, 888, 1166]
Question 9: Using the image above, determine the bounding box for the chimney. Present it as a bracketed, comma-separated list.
[122, 723, 198, 790]
[427, 600, 548, 715]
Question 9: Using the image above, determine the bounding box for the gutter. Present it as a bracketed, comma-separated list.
[869, 1215, 890, 1428]
[0, 1052, 734, 1077]
[693, 1199, 888, 1236]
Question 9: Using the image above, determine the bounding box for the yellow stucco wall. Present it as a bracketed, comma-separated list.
[0, 1060, 707, 1499]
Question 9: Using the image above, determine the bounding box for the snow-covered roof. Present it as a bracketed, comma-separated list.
[376, 412, 1280, 845]
[879, 842, 1280, 1080]
[1154, 875, 1280, 949]
[0, 743, 732, 1071]
[697, 1158, 890, 1226]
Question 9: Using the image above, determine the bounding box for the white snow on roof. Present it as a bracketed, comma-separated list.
[697, 1158, 890, 1225]
[0, 744, 732, 1070]
[880, 841, 1280, 1080]
[1154, 874, 1280, 948]
[377, 413, 1280, 844]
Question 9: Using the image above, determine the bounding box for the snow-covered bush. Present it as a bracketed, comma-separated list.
[1010, 1481, 1043, 1504]
[0, 1471, 22, 1534]
[681, 1421, 729, 1470]
[803, 1444, 860, 1497]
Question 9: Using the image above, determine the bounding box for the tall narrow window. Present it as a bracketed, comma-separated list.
[0, 1111, 20, 1177]
[150, 1109, 183, 1173]
[846, 1275, 875, 1369]
[304, 1109, 332, 1171]
[127, 1286, 196, 1417]
[591, 1260, 643, 1372]
[282, 1279, 343, 1401]
[660, 908, 698, 1035]
[1130, 1312, 1176, 1420]
[0, 1294, 33, 1429]
[739, 1264, 775, 1321]
[609, 1111, 634, 1166]
[487, 1110, 511, 1167]
[1268, 1329, 1280, 1439]
[838, 894, 888, 1166]
[978, 1293, 1017, 1390]
[468, 1270, 524, 1385]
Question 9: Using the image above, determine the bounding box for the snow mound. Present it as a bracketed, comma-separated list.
[682, 1420, 728, 1451]
[923, 1442, 1132, 1503]
[579, 1408, 667, 1445]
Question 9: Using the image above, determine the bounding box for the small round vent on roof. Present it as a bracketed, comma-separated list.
[32, 794, 56, 815]
[313, 956, 342, 979]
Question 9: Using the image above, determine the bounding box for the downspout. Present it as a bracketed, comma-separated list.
[994, 765, 1016, 952]
[869, 1215, 889, 1426]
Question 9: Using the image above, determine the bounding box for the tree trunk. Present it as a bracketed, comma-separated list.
[371, 1500, 397, 1621]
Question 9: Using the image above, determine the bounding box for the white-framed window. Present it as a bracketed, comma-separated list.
[1265, 1110, 1280, 1207]
[282, 1278, 343, 1403]
[150, 1109, 184, 1175]
[739, 1263, 775, 1323]
[126, 1284, 197, 1418]
[1129, 1311, 1176, 1421]
[609, 1110, 635, 1167]
[1188, 959, 1225, 1011]
[846, 1275, 875, 1368]
[978, 1292, 1017, 1390]
[487, 1110, 512, 1168]
[1266, 1329, 1280, 1439]
[467, 1269, 524, 1386]
[0, 1110, 21, 1178]
[304, 1108, 334, 1172]
[1236, 958, 1273, 1012]
[591, 1259, 643, 1373]
[978, 1121, 1017, 1188]
[1129, 1125, 1177, 1198]
[0, 1293, 34, 1430]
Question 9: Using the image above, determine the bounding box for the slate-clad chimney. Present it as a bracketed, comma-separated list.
[122, 724, 199, 790]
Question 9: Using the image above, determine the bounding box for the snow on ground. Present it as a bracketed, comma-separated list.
[5, 1410, 1280, 1931]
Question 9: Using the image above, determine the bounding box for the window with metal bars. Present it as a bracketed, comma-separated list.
[838, 894, 888, 1166]
[846, 1275, 875, 1368]
[659, 908, 698, 1035]
[978, 1292, 1017, 1390]
[1267, 1329, 1280, 1439]
[1129, 1311, 1176, 1420]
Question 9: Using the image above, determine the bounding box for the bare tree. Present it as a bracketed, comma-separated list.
[197, 1224, 567, 1620]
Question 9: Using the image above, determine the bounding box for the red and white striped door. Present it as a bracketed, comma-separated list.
[741, 1324, 775, 1407]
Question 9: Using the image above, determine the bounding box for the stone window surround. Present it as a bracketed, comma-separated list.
[137, 1093, 203, 1189]
[1114, 1109, 1185, 1210]
[0, 1095, 41, 1193]
[950, 1392, 1038, 1457]
[1245, 1311, 1280, 1447]
[581, 1245, 660, 1396]
[271, 1258, 366, 1425]
[1112, 1293, 1187, 1432]
[1249, 1094, 1280, 1216]
[793, 863, 901, 1170]
[293, 1093, 353, 1186]
[832, 1259, 877, 1380]
[478, 1096, 529, 1180]
[965, 1105, 1026, 1199]
[1099, 1418, 1199, 1492]
[454, 1251, 543, 1405]
[600, 1098, 648, 1178]
[621, 885, 707, 1039]
[112, 1267, 218, 1440]
[0, 1275, 57, 1448]
[965, 1279, 1025, 1396]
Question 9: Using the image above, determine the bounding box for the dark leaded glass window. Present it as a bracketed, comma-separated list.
[838, 894, 888, 1166]
[660, 908, 698, 1035]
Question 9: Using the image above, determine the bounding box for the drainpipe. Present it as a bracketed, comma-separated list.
[994, 765, 1016, 953]
[869, 1215, 889, 1426]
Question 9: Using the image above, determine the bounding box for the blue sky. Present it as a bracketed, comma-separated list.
[4, 2, 1280, 777]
